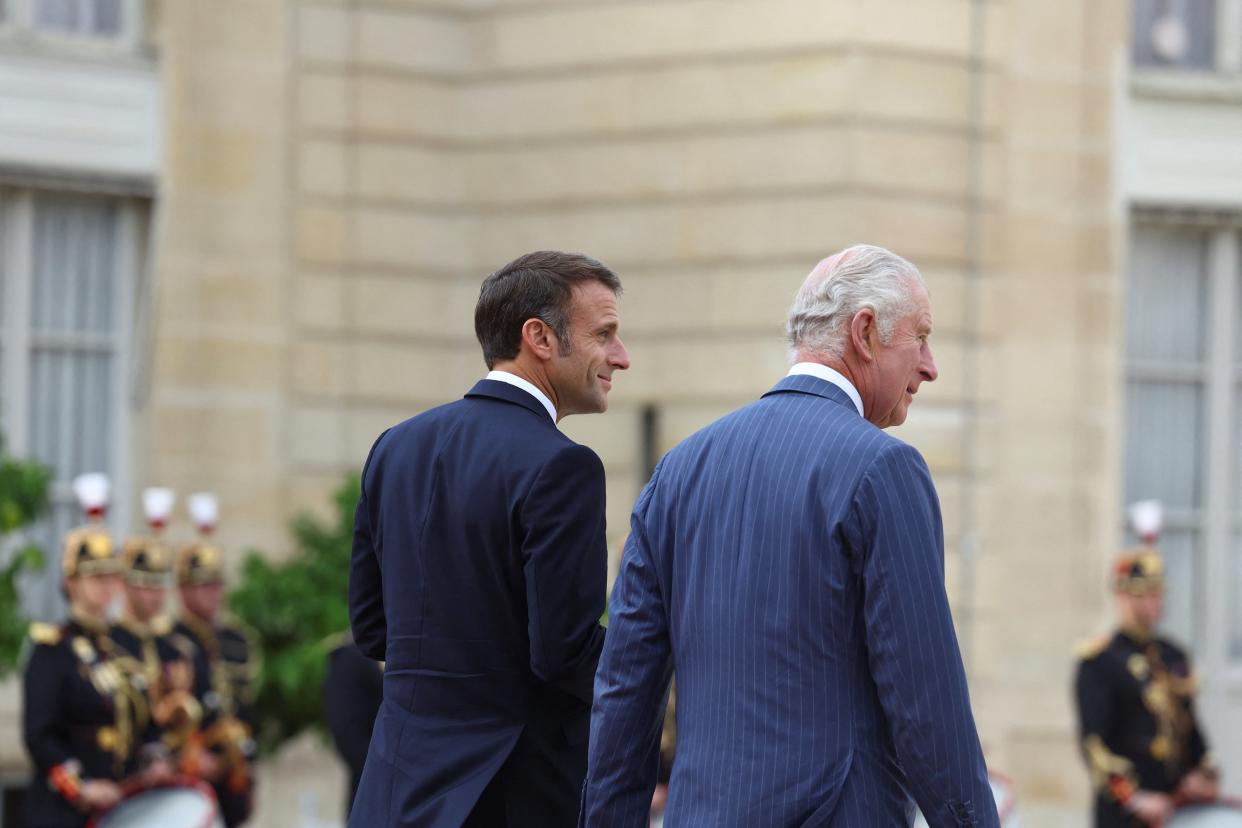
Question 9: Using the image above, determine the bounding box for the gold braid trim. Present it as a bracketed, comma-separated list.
[1084, 734, 1138, 805]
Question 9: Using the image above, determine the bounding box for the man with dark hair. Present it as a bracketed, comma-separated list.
[349, 250, 630, 827]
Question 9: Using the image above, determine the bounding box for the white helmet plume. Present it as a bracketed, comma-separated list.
[1127, 500, 1163, 544]
[143, 487, 176, 531]
[187, 493, 219, 535]
[72, 473, 110, 520]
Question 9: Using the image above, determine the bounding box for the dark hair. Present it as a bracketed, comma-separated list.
[474, 250, 621, 369]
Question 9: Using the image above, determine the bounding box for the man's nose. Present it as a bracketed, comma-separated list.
[920, 345, 938, 382]
[611, 337, 631, 371]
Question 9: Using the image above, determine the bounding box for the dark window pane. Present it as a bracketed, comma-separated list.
[93, 0, 121, 34]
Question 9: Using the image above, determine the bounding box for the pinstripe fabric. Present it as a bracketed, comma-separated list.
[581, 374, 998, 828]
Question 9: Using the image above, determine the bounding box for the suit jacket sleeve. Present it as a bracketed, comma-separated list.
[849, 442, 999, 828]
[349, 433, 389, 662]
[519, 442, 609, 703]
[580, 470, 673, 828]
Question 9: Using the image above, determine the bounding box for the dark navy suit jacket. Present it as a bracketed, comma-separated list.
[582, 374, 998, 827]
[349, 379, 608, 827]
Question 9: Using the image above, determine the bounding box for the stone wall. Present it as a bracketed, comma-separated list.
[1, 2, 1129, 824]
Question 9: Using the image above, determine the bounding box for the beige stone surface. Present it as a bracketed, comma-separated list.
[358, 8, 476, 75]
[249, 733, 349, 828]
[297, 4, 351, 64]
[480, 0, 1007, 73]
[0, 0, 1128, 819]
[356, 143, 467, 204]
[298, 139, 351, 197]
[297, 71, 352, 132]
[463, 53, 856, 141]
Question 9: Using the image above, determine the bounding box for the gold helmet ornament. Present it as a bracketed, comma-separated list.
[62, 473, 119, 579]
[1115, 500, 1165, 595]
[177, 492, 223, 586]
[121, 487, 176, 588]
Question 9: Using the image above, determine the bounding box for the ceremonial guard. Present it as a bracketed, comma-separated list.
[109, 487, 200, 762]
[171, 492, 260, 827]
[22, 474, 149, 827]
[1074, 501, 1219, 827]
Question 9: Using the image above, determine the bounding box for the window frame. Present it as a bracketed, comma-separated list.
[0, 185, 140, 619]
[1126, 210, 1242, 686]
[0, 0, 142, 53]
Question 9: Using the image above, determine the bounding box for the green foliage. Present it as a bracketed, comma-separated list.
[0, 436, 52, 677]
[228, 476, 359, 755]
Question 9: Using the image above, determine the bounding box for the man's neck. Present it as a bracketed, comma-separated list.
[796, 353, 859, 389]
[488, 361, 560, 421]
[1119, 621, 1154, 644]
[123, 612, 154, 633]
[70, 607, 108, 634]
[180, 609, 215, 629]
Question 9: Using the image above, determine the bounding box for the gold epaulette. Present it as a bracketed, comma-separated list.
[1075, 635, 1109, 660]
[28, 622, 62, 646]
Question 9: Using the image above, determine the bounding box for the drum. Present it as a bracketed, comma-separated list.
[91, 781, 224, 828]
[1168, 802, 1242, 827]
[912, 772, 1021, 827]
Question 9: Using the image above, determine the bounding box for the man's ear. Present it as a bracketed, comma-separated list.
[520, 318, 557, 361]
[849, 309, 877, 362]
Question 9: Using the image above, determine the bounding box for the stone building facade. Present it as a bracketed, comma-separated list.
[4, 1, 1241, 826]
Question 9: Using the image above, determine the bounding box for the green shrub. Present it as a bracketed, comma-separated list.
[228, 476, 358, 755]
[0, 437, 51, 677]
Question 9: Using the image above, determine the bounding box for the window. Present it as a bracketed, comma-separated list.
[1125, 219, 1242, 663]
[32, 0, 121, 37]
[0, 0, 135, 43]
[1132, 0, 1218, 70]
[0, 188, 142, 621]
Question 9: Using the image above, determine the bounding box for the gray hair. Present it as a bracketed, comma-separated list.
[786, 244, 925, 361]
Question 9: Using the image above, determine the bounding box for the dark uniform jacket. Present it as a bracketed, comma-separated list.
[110, 615, 199, 754]
[22, 617, 141, 828]
[1074, 628, 1214, 827]
[171, 613, 259, 828]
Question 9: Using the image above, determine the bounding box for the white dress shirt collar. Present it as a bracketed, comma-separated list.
[786, 362, 864, 417]
[485, 370, 557, 422]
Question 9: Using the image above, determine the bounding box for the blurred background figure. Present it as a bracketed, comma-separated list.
[21, 475, 127, 827]
[1074, 501, 1219, 827]
[171, 494, 260, 827]
[109, 487, 199, 778]
[321, 631, 381, 819]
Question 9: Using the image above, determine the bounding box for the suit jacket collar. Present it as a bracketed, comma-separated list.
[762, 373, 863, 416]
[466, 379, 556, 423]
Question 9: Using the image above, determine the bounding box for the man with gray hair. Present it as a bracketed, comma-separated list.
[581, 244, 998, 826]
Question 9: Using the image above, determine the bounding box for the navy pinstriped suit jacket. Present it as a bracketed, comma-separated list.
[582, 374, 998, 827]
